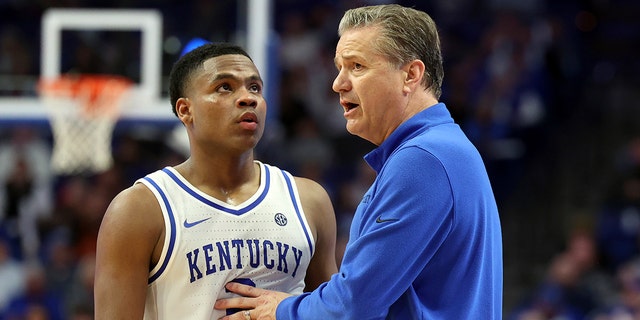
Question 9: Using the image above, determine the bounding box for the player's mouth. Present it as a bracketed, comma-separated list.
[239, 112, 259, 130]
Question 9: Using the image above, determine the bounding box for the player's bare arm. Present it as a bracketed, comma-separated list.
[294, 177, 338, 291]
[94, 183, 165, 319]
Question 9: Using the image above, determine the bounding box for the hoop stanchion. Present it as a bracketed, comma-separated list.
[38, 75, 133, 175]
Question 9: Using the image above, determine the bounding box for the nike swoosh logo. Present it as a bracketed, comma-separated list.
[183, 217, 211, 228]
[375, 216, 399, 223]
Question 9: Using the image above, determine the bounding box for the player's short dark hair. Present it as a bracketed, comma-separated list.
[168, 42, 252, 117]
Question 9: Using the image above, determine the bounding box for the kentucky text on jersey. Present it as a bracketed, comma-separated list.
[186, 239, 304, 283]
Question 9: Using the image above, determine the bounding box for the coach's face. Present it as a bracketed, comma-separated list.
[332, 26, 409, 146]
[176, 54, 266, 153]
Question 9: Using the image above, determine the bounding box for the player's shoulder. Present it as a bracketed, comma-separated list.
[104, 182, 160, 222]
[292, 175, 323, 188]
[293, 176, 329, 197]
[292, 176, 333, 214]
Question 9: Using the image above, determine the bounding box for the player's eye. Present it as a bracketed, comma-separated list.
[248, 83, 262, 93]
[217, 83, 232, 92]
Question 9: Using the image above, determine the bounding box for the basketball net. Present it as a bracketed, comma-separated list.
[38, 74, 133, 175]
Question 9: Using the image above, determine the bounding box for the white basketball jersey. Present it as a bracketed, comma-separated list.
[137, 161, 315, 320]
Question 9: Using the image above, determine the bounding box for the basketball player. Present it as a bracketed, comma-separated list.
[94, 43, 338, 319]
[215, 4, 503, 319]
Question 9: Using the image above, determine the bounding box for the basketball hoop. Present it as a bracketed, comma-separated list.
[38, 74, 133, 175]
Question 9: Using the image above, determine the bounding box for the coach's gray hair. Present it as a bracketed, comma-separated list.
[338, 4, 444, 99]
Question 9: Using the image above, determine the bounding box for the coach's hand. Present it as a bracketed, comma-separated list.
[215, 282, 292, 320]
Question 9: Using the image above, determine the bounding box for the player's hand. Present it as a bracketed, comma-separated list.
[215, 282, 292, 320]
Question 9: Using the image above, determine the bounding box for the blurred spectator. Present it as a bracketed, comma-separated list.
[285, 115, 335, 180]
[595, 169, 640, 274]
[279, 11, 323, 72]
[0, 127, 53, 261]
[615, 137, 640, 175]
[589, 258, 640, 319]
[275, 68, 309, 140]
[2, 262, 65, 320]
[112, 132, 175, 186]
[508, 230, 612, 320]
[462, 11, 550, 202]
[64, 254, 95, 317]
[71, 179, 113, 259]
[305, 39, 347, 139]
[41, 231, 76, 305]
[0, 236, 26, 315]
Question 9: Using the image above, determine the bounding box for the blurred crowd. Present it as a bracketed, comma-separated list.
[1, 0, 639, 319]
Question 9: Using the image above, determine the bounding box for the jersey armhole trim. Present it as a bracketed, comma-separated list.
[142, 177, 178, 284]
[281, 171, 314, 256]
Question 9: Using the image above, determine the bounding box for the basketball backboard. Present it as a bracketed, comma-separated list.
[0, 8, 173, 124]
[0, 2, 272, 126]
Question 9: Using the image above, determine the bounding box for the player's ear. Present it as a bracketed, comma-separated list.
[175, 97, 192, 124]
[402, 59, 425, 94]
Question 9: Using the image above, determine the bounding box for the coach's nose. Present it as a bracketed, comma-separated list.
[332, 69, 351, 93]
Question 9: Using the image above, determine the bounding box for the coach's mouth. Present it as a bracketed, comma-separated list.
[341, 100, 359, 112]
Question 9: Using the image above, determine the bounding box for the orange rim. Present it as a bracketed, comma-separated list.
[38, 74, 133, 116]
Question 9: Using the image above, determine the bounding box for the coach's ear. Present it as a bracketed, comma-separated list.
[402, 59, 425, 94]
[175, 97, 192, 125]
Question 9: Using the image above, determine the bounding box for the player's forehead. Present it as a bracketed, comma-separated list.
[201, 54, 261, 80]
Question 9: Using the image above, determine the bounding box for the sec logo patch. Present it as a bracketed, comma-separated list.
[274, 213, 288, 226]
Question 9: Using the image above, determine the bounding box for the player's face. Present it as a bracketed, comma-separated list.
[181, 54, 266, 152]
[332, 26, 408, 146]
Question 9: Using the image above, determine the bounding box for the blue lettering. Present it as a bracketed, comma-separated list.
[263, 240, 274, 269]
[186, 239, 305, 283]
[186, 249, 202, 283]
[203, 244, 216, 275]
[217, 241, 232, 271]
[232, 239, 244, 268]
[276, 242, 289, 273]
[291, 247, 303, 277]
[246, 239, 260, 268]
